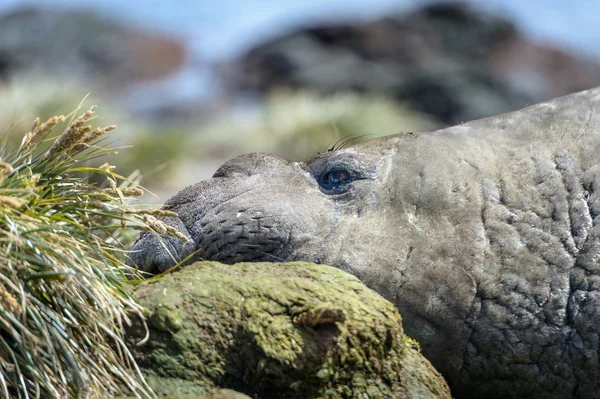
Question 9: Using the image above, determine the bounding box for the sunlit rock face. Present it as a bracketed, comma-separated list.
[127, 261, 451, 399]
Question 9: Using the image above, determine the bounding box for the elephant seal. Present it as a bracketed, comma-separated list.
[128, 87, 600, 399]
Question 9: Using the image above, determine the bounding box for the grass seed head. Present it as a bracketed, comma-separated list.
[20, 115, 66, 152]
[0, 285, 22, 316]
[44, 105, 98, 159]
[0, 161, 14, 184]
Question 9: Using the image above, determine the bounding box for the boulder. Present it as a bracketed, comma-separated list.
[224, 3, 600, 125]
[0, 7, 185, 87]
[127, 261, 450, 398]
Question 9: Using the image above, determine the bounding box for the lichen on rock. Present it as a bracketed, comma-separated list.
[127, 261, 450, 398]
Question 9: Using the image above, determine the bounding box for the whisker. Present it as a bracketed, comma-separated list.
[220, 187, 260, 207]
[337, 134, 373, 150]
[237, 244, 286, 262]
[326, 135, 348, 152]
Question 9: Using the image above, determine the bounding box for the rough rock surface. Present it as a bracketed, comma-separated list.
[225, 3, 600, 125]
[127, 261, 450, 399]
[129, 86, 600, 398]
[120, 386, 250, 399]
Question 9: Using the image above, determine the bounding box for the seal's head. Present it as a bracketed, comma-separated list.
[129, 135, 403, 284]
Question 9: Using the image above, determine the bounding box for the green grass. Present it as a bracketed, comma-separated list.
[0, 104, 184, 398]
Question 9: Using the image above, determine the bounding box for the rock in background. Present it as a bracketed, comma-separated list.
[225, 2, 600, 125]
[0, 7, 186, 88]
[127, 261, 451, 398]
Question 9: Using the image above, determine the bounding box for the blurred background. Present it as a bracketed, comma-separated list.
[0, 0, 599, 202]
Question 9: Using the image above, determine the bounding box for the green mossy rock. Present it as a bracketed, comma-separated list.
[118, 385, 249, 399]
[127, 261, 451, 398]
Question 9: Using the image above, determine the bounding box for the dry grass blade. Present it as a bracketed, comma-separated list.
[0, 104, 184, 398]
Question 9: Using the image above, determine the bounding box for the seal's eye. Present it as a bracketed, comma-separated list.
[319, 169, 352, 193]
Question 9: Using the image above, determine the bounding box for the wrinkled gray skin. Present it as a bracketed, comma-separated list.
[129, 88, 600, 399]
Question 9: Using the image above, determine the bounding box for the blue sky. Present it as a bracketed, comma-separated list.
[1, 0, 599, 60]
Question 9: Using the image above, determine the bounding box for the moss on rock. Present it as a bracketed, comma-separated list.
[119, 377, 250, 399]
[127, 261, 450, 398]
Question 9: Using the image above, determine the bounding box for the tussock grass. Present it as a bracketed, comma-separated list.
[0, 104, 176, 398]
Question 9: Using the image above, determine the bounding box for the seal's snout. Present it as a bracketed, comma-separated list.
[127, 209, 195, 273]
[127, 230, 195, 274]
[128, 153, 298, 273]
[127, 234, 173, 273]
